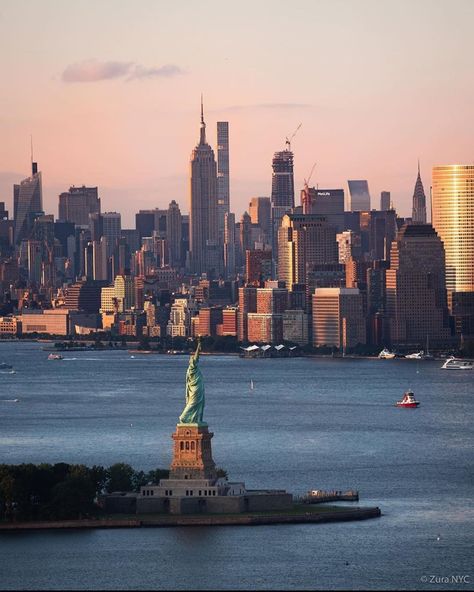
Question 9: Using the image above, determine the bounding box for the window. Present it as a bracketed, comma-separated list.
[199, 490, 202, 496]
[185, 442, 190, 450]
[191, 441, 195, 451]
[186, 490, 189, 496]
[180, 442, 184, 451]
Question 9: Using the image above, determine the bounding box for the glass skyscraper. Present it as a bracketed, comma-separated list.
[14, 162, 43, 245]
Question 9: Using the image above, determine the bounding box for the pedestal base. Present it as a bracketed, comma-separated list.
[169, 423, 217, 481]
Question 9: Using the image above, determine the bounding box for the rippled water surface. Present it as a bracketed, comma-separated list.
[0, 342, 472, 590]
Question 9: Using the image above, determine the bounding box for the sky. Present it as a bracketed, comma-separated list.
[1, 0, 473, 227]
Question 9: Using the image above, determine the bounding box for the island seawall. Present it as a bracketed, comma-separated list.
[0, 507, 381, 531]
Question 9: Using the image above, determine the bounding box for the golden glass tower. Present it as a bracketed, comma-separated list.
[432, 165, 474, 298]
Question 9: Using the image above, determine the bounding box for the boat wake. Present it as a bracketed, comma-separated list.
[0, 370, 16, 374]
[2, 398, 19, 403]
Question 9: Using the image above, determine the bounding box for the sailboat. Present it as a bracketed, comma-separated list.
[250, 379, 254, 391]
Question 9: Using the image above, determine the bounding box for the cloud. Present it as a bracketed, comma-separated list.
[61, 60, 184, 83]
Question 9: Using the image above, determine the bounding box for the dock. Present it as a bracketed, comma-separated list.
[299, 489, 359, 504]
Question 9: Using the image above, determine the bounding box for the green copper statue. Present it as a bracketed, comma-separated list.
[179, 337, 206, 425]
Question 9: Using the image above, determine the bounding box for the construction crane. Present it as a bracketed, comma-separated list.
[285, 123, 302, 151]
[301, 162, 317, 213]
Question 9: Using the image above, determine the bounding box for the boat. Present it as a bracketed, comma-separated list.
[0, 362, 13, 370]
[405, 350, 424, 359]
[396, 389, 420, 408]
[47, 353, 63, 360]
[250, 379, 254, 390]
[378, 348, 396, 359]
[441, 357, 473, 370]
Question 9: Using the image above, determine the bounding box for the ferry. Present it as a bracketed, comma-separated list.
[378, 348, 396, 359]
[441, 357, 473, 370]
[396, 389, 420, 408]
[47, 353, 63, 360]
[0, 362, 13, 370]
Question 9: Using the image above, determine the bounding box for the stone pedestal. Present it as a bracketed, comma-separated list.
[169, 423, 217, 481]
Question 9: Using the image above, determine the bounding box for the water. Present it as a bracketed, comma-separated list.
[0, 342, 472, 590]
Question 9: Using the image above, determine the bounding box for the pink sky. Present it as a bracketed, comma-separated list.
[1, 0, 473, 226]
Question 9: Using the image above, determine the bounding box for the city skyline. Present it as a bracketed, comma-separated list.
[1, 0, 474, 225]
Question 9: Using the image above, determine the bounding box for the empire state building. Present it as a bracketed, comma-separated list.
[189, 99, 218, 276]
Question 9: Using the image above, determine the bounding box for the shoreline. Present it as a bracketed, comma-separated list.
[0, 506, 381, 531]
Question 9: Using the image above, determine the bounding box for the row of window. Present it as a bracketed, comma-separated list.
[185, 489, 217, 497]
[180, 441, 196, 451]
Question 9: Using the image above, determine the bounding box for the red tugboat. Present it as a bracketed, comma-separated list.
[396, 389, 420, 408]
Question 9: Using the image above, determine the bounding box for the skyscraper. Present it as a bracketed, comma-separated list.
[348, 180, 371, 211]
[58, 186, 100, 226]
[167, 200, 182, 268]
[386, 224, 450, 345]
[271, 150, 295, 267]
[249, 197, 271, 242]
[223, 212, 236, 279]
[217, 122, 230, 244]
[102, 212, 121, 258]
[432, 165, 474, 297]
[380, 191, 391, 211]
[277, 213, 338, 289]
[14, 162, 43, 245]
[189, 98, 218, 276]
[412, 162, 427, 223]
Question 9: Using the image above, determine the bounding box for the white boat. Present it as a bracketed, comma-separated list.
[250, 379, 254, 390]
[47, 353, 63, 360]
[441, 357, 473, 370]
[378, 348, 396, 359]
[405, 351, 424, 359]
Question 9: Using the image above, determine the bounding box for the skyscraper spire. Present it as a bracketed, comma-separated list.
[412, 160, 427, 223]
[199, 94, 206, 145]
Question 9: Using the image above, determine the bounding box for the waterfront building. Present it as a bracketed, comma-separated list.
[58, 186, 100, 227]
[14, 162, 43, 245]
[348, 180, 371, 211]
[167, 298, 196, 337]
[412, 162, 427, 224]
[217, 121, 230, 244]
[312, 287, 366, 349]
[189, 99, 219, 276]
[282, 309, 308, 345]
[432, 165, 474, 301]
[220, 306, 238, 336]
[198, 307, 223, 337]
[64, 281, 102, 313]
[386, 224, 451, 346]
[380, 191, 391, 211]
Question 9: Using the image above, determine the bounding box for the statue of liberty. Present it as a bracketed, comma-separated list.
[179, 337, 206, 425]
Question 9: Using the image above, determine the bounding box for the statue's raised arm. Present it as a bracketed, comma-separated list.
[178, 337, 206, 425]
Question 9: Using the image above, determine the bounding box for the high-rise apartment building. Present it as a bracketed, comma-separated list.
[14, 162, 43, 245]
[386, 224, 450, 345]
[412, 163, 427, 223]
[189, 99, 218, 276]
[58, 186, 100, 226]
[348, 180, 371, 211]
[432, 165, 474, 297]
[217, 122, 230, 244]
